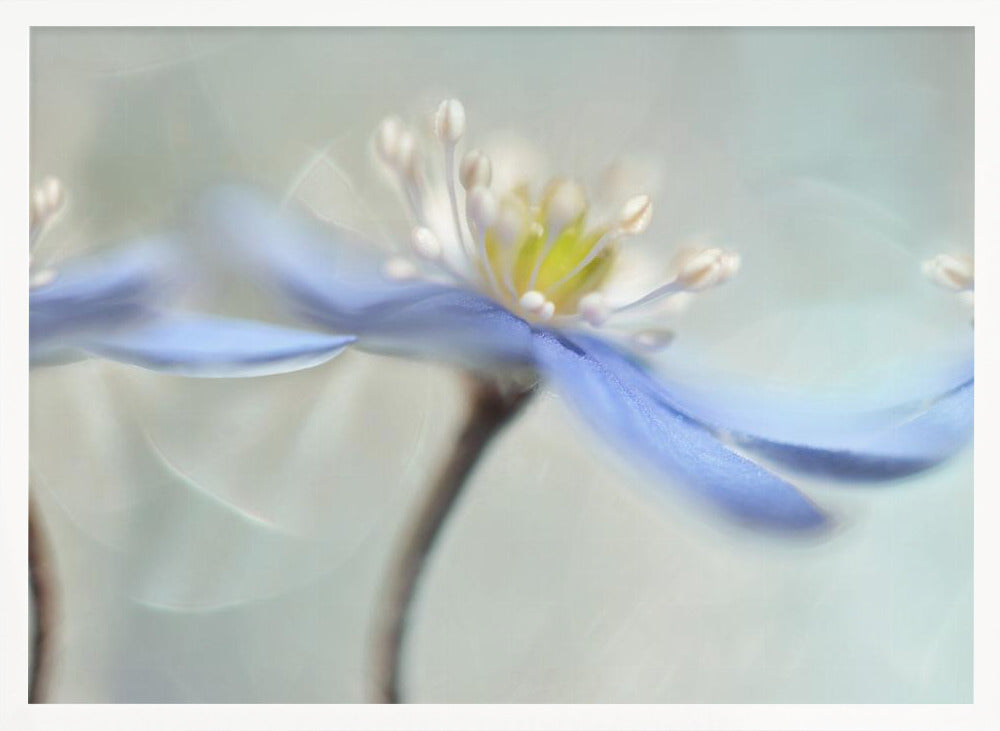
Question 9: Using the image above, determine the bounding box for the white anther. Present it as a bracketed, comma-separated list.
[435, 99, 466, 144]
[631, 328, 675, 351]
[720, 250, 741, 279]
[29, 268, 57, 289]
[31, 181, 64, 224]
[382, 257, 419, 281]
[32, 176, 64, 219]
[31, 188, 45, 215]
[578, 292, 611, 326]
[465, 186, 497, 231]
[42, 176, 63, 208]
[459, 149, 493, 190]
[519, 290, 547, 314]
[546, 180, 586, 233]
[493, 198, 526, 247]
[923, 253, 974, 292]
[374, 117, 405, 166]
[538, 300, 556, 321]
[393, 130, 420, 179]
[677, 248, 740, 291]
[410, 226, 442, 260]
[617, 194, 652, 236]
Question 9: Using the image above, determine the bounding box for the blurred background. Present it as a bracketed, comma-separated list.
[29, 28, 973, 702]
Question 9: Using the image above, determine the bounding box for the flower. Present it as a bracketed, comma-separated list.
[28, 177, 355, 376]
[199, 99, 973, 532]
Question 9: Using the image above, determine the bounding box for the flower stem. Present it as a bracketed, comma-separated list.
[369, 375, 537, 703]
[29, 494, 56, 703]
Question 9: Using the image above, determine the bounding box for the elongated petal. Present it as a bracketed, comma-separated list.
[78, 314, 355, 377]
[30, 239, 180, 361]
[735, 380, 973, 479]
[572, 334, 973, 481]
[532, 330, 828, 532]
[201, 187, 534, 368]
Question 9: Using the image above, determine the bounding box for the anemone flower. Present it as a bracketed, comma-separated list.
[27, 177, 354, 703]
[199, 99, 973, 702]
[29, 177, 355, 376]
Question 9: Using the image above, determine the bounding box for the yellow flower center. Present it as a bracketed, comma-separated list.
[373, 98, 737, 332]
[482, 183, 617, 317]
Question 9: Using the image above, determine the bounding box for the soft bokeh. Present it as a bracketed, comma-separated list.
[30, 28, 972, 702]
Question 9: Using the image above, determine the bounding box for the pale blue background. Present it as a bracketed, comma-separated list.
[30, 28, 973, 702]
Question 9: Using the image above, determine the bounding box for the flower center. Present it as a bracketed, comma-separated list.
[483, 181, 622, 317]
[372, 99, 737, 329]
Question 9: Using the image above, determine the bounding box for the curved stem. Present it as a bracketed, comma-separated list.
[29, 494, 56, 703]
[369, 375, 537, 703]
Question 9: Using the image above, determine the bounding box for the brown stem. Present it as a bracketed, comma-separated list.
[29, 494, 56, 703]
[369, 375, 537, 703]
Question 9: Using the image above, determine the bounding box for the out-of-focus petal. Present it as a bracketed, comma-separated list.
[731, 380, 973, 479]
[201, 187, 535, 369]
[29, 239, 180, 361]
[532, 329, 828, 532]
[77, 314, 355, 377]
[599, 334, 974, 480]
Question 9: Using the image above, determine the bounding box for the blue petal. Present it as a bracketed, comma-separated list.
[201, 187, 535, 368]
[575, 334, 974, 480]
[77, 314, 355, 377]
[730, 380, 973, 479]
[532, 330, 828, 532]
[30, 239, 180, 362]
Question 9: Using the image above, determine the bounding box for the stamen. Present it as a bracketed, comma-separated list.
[409, 225, 471, 283]
[29, 176, 65, 246]
[459, 150, 492, 190]
[434, 99, 466, 144]
[578, 292, 611, 326]
[465, 186, 503, 295]
[488, 197, 526, 299]
[410, 226, 442, 261]
[519, 290, 547, 315]
[615, 248, 740, 314]
[546, 181, 586, 234]
[374, 117, 405, 168]
[545, 193, 650, 293]
[433, 100, 478, 264]
[675, 248, 741, 292]
[923, 253, 974, 292]
[379, 125, 428, 228]
[611, 281, 683, 314]
[392, 130, 420, 181]
[439, 144, 473, 258]
[466, 186, 498, 232]
[617, 194, 652, 236]
[538, 300, 556, 321]
[494, 197, 526, 248]
[528, 180, 586, 289]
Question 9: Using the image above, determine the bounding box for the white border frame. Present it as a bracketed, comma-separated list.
[3, 2, 997, 729]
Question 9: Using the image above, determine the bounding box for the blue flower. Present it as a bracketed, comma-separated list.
[28, 177, 355, 376]
[198, 100, 973, 533]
